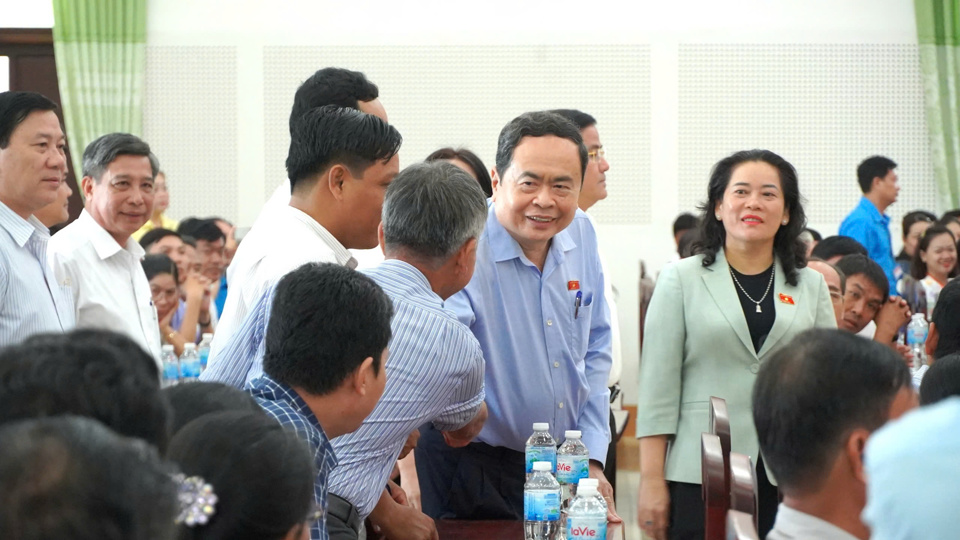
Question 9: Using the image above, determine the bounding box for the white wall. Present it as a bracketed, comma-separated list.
[10, 0, 931, 405]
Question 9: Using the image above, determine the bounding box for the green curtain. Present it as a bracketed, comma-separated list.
[916, 0, 960, 209]
[52, 0, 147, 180]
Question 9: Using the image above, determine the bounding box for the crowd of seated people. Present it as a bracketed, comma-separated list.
[4, 64, 960, 540]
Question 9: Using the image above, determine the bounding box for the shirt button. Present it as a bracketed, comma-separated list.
[558, 402, 564, 409]
[554, 362, 560, 368]
[750, 363, 760, 374]
[547, 319, 553, 326]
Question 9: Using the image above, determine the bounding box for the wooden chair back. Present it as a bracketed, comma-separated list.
[726, 509, 760, 540]
[729, 452, 758, 528]
[701, 432, 728, 540]
[709, 396, 732, 483]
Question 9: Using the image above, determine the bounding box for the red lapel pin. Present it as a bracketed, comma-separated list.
[568, 280, 580, 291]
[779, 293, 795, 305]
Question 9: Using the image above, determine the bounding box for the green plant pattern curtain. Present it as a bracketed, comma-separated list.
[916, 0, 960, 209]
[52, 0, 147, 181]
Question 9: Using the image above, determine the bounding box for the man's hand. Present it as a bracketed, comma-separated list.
[387, 479, 408, 506]
[589, 460, 622, 523]
[442, 402, 488, 448]
[368, 487, 438, 540]
[399, 429, 420, 460]
[893, 342, 915, 368]
[874, 296, 911, 344]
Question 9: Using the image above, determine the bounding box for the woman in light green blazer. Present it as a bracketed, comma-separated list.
[636, 150, 836, 540]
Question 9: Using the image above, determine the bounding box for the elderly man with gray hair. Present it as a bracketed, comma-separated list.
[317, 160, 488, 540]
[49, 133, 162, 364]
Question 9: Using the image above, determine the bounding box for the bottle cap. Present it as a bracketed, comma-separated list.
[564, 430, 582, 439]
[162, 344, 174, 352]
[184, 343, 197, 349]
[911, 313, 926, 321]
[533, 461, 552, 472]
[579, 478, 598, 486]
[533, 422, 549, 431]
[202, 333, 213, 339]
[577, 484, 598, 496]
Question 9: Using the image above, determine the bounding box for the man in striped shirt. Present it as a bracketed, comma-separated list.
[322, 161, 489, 540]
[0, 91, 74, 346]
[250, 262, 392, 540]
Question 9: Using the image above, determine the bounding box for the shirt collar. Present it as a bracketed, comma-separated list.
[486, 203, 577, 265]
[773, 504, 860, 540]
[0, 200, 48, 248]
[253, 375, 331, 439]
[378, 259, 434, 293]
[857, 196, 890, 225]
[78, 210, 146, 261]
[284, 206, 357, 269]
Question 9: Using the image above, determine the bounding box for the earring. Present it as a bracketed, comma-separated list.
[782, 220, 788, 225]
[716, 214, 721, 221]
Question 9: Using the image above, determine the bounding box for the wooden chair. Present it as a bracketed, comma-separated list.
[729, 452, 758, 528]
[701, 433, 728, 540]
[726, 509, 760, 540]
[709, 396, 731, 485]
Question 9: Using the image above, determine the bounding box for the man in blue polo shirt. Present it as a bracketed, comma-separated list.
[839, 156, 900, 295]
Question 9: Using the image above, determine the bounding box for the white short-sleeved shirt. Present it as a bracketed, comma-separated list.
[48, 210, 161, 366]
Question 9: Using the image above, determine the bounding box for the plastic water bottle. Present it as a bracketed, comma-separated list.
[524, 461, 561, 540]
[198, 333, 213, 371]
[557, 430, 590, 504]
[566, 479, 607, 540]
[906, 313, 928, 374]
[161, 345, 179, 388]
[526, 422, 557, 479]
[179, 343, 201, 383]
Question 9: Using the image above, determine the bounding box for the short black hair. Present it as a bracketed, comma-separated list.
[142, 253, 179, 284]
[811, 235, 868, 261]
[931, 279, 960, 360]
[0, 91, 58, 148]
[754, 329, 911, 495]
[803, 227, 822, 243]
[167, 411, 315, 540]
[901, 210, 936, 240]
[548, 109, 597, 131]
[677, 228, 699, 258]
[673, 212, 699, 236]
[835, 254, 889, 297]
[288, 67, 379, 134]
[285, 105, 402, 193]
[162, 382, 264, 436]
[0, 330, 171, 453]
[0, 416, 178, 540]
[495, 111, 587, 182]
[264, 263, 393, 395]
[808, 256, 847, 294]
[177, 217, 226, 244]
[857, 155, 897, 194]
[82, 132, 160, 181]
[919, 354, 960, 405]
[140, 228, 182, 251]
[425, 146, 493, 197]
[942, 209, 960, 221]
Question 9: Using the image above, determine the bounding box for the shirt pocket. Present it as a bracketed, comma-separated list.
[572, 292, 594, 357]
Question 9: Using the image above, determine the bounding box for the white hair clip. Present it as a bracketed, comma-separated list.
[174, 474, 218, 527]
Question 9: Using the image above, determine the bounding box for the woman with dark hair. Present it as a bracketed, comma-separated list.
[635, 149, 836, 540]
[143, 254, 189, 355]
[166, 410, 317, 540]
[898, 225, 958, 318]
[896, 211, 936, 278]
[425, 147, 493, 197]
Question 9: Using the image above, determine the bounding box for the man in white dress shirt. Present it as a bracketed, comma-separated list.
[754, 329, 916, 540]
[49, 133, 162, 363]
[0, 91, 75, 345]
[205, 104, 401, 371]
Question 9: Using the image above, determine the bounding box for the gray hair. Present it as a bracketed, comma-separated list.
[82, 132, 160, 181]
[382, 161, 488, 265]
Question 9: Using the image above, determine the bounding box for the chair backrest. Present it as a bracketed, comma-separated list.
[701, 432, 728, 540]
[709, 397, 732, 499]
[726, 509, 760, 540]
[729, 452, 758, 528]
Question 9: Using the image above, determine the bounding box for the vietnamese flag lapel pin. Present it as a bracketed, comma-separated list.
[568, 280, 580, 291]
[779, 293, 795, 305]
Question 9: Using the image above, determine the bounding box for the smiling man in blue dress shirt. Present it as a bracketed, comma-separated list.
[416, 111, 618, 522]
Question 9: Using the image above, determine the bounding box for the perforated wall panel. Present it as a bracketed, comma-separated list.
[263, 45, 651, 224]
[143, 46, 238, 222]
[677, 44, 938, 240]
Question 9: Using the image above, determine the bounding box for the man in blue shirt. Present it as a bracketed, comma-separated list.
[249, 262, 392, 540]
[416, 111, 617, 521]
[839, 156, 900, 295]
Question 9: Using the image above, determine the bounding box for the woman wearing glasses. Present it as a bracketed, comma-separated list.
[635, 150, 836, 540]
